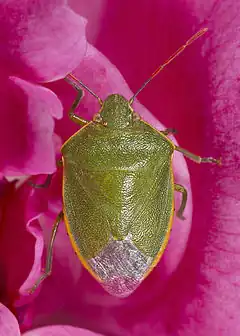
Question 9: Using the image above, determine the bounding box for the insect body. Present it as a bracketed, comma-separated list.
[62, 94, 176, 297]
[30, 28, 220, 298]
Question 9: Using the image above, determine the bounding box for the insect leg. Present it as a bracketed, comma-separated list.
[28, 174, 52, 189]
[28, 159, 63, 188]
[175, 146, 221, 165]
[65, 77, 90, 126]
[29, 211, 64, 294]
[174, 183, 187, 220]
[161, 128, 178, 136]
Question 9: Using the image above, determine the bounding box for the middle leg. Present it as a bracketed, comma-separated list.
[175, 146, 221, 165]
[28, 159, 63, 189]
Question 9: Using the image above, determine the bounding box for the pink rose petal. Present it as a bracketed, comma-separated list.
[0, 0, 87, 82]
[68, 0, 107, 43]
[0, 77, 62, 176]
[1, 1, 238, 335]
[0, 185, 42, 305]
[23, 325, 102, 336]
[0, 179, 67, 330]
[0, 304, 21, 336]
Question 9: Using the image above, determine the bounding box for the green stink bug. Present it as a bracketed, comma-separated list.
[30, 28, 220, 298]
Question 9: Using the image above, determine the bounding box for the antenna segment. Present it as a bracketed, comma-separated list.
[129, 28, 208, 105]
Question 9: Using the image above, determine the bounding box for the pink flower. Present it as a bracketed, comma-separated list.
[0, 0, 239, 335]
[0, 0, 86, 176]
[0, 302, 101, 335]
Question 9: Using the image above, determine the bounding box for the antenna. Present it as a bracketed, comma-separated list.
[129, 28, 208, 105]
[65, 73, 103, 106]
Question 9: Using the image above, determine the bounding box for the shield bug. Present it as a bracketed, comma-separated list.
[29, 28, 220, 298]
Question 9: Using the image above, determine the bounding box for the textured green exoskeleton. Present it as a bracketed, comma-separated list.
[29, 28, 220, 298]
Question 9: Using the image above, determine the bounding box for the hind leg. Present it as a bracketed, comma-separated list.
[29, 211, 64, 293]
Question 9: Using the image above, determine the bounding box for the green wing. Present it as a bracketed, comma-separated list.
[63, 162, 111, 260]
[129, 158, 174, 257]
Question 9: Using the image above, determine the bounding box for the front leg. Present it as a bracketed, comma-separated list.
[29, 211, 64, 293]
[65, 76, 90, 126]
